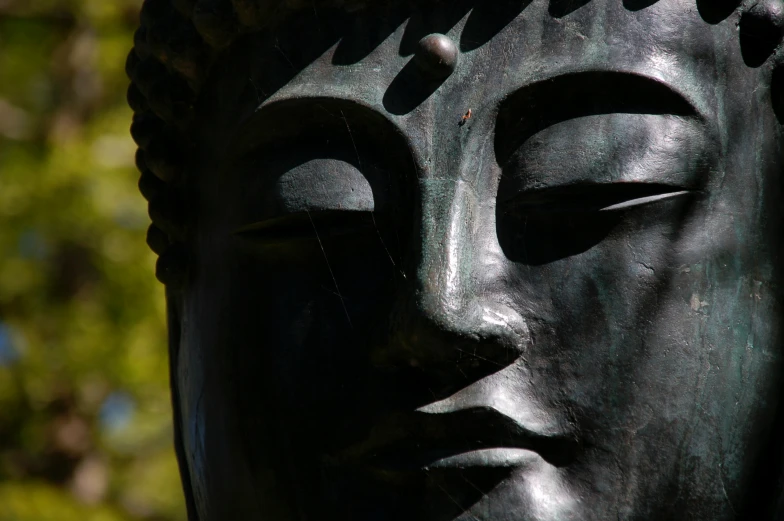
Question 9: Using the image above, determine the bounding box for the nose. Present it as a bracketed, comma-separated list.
[372, 178, 530, 373]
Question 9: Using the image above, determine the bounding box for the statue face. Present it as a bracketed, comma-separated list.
[173, 1, 784, 520]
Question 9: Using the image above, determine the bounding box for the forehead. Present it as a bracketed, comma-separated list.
[238, 0, 739, 117]
[196, 0, 768, 183]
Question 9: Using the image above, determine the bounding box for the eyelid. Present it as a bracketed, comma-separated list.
[598, 190, 693, 211]
[501, 184, 698, 214]
[233, 209, 375, 242]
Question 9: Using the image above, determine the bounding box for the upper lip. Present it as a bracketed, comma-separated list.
[336, 406, 578, 471]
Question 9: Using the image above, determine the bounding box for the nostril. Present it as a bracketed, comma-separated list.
[369, 297, 531, 401]
[456, 301, 531, 368]
[474, 301, 531, 351]
[373, 295, 530, 371]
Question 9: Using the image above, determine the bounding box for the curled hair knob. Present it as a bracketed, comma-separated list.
[145, 138, 183, 183]
[231, 0, 267, 27]
[138, 168, 168, 202]
[131, 113, 165, 148]
[127, 83, 149, 114]
[192, 0, 239, 48]
[147, 224, 171, 256]
[125, 50, 141, 80]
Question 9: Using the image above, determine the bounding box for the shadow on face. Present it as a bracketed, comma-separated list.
[172, 1, 784, 520]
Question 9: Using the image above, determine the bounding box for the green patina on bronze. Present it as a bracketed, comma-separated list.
[129, 1, 784, 520]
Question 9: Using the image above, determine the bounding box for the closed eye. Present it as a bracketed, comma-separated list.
[501, 184, 697, 214]
[234, 210, 377, 245]
[598, 190, 693, 212]
[496, 184, 699, 266]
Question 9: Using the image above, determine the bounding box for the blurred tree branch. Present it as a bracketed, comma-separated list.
[0, 1, 184, 519]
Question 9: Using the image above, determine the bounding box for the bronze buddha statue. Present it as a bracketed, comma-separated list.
[127, 1, 784, 519]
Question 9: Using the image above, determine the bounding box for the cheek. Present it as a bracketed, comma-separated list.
[208, 234, 402, 403]
[504, 197, 783, 456]
[488, 204, 781, 514]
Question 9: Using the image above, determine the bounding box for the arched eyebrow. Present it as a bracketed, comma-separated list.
[494, 71, 705, 165]
[229, 97, 402, 161]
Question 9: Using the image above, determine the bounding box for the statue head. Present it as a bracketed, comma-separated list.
[128, 1, 784, 519]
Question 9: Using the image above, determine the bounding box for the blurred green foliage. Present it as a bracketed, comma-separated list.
[0, 1, 185, 519]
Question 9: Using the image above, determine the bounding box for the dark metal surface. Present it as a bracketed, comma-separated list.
[129, 1, 784, 519]
[414, 34, 459, 79]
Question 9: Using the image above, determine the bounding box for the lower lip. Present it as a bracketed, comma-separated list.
[423, 448, 540, 469]
[368, 447, 541, 472]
